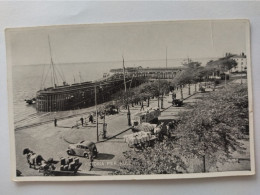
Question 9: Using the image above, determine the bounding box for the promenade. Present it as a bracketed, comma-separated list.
[15, 84, 197, 176]
[16, 81, 249, 176]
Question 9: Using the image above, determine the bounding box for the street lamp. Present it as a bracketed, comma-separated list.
[94, 83, 99, 142]
[122, 56, 131, 126]
[158, 73, 160, 108]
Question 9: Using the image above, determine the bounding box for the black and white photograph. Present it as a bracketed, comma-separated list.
[6, 20, 254, 181]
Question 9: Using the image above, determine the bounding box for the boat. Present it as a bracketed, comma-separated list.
[25, 98, 36, 105]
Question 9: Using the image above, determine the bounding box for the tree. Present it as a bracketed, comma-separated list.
[139, 83, 153, 107]
[115, 140, 187, 175]
[172, 60, 203, 97]
[148, 80, 171, 108]
[147, 80, 161, 107]
[111, 90, 126, 109]
[206, 58, 237, 73]
[206, 57, 237, 86]
[114, 83, 248, 175]
[175, 84, 248, 172]
[172, 68, 194, 98]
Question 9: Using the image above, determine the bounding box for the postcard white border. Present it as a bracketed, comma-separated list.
[6, 19, 255, 182]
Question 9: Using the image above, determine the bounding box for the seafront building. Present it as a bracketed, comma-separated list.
[229, 53, 247, 73]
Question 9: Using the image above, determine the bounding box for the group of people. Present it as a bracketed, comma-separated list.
[77, 114, 94, 127]
[54, 113, 95, 128]
[79, 114, 94, 126]
[53, 113, 107, 140]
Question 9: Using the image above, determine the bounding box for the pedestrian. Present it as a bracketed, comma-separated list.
[172, 92, 176, 100]
[54, 118, 57, 127]
[80, 117, 84, 126]
[140, 102, 144, 111]
[89, 114, 93, 123]
[89, 154, 94, 171]
[103, 123, 107, 139]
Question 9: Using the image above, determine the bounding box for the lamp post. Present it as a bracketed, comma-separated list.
[224, 66, 227, 87]
[94, 83, 99, 142]
[158, 74, 160, 108]
[240, 70, 243, 84]
[122, 56, 131, 126]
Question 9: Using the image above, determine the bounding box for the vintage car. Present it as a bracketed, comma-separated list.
[67, 141, 98, 158]
[104, 104, 118, 115]
[172, 99, 183, 107]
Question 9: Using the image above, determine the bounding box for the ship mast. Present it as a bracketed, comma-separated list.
[48, 35, 59, 88]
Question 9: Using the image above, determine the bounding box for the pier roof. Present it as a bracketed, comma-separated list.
[110, 66, 186, 73]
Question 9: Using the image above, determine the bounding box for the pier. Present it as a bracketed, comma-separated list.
[110, 66, 186, 80]
[36, 75, 145, 112]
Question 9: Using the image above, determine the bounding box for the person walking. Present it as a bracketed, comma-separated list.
[89, 154, 94, 171]
[103, 123, 107, 139]
[172, 92, 176, 100]
[140, 102, 144, 111]
[89, 114, 93, 124]
[54, 118, 57, 127]
[80, 117, 84, 126]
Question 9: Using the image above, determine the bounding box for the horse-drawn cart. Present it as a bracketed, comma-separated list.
[23, 148, 82, 176]
[123, 131, 157, 151]
[39, 162, 82, 176]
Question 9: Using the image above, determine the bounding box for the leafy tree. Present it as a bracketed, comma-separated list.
[111, 90, 125, 107]
[206, 58, 237, 73]
[116, 84, 248, 174]
[172, 60, 203, 96]
[175, 84, 248, 172]
[147, 80, 171, 108]
[115, 140, 187, 175]
[139, 83, 154, 107]
[172, 68, 193, 98]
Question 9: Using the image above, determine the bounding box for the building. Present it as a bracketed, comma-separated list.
[230, 53, 247, 73]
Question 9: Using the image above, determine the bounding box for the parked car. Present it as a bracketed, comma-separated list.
[67, 141, 98, 158]
[172, 99, 183, 107]
[105, 104, 118, 115]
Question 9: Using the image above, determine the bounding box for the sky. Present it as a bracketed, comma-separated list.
[6, 20, 248, 67]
